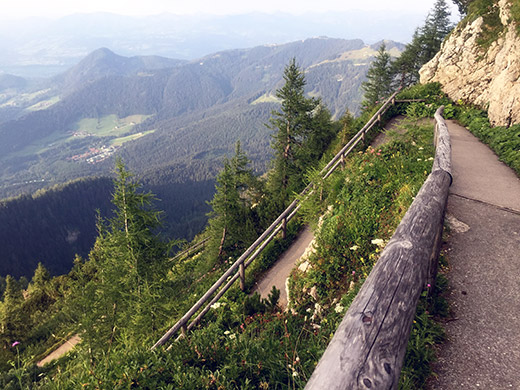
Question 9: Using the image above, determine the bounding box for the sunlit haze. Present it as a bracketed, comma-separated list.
[2, 0, 457, 19]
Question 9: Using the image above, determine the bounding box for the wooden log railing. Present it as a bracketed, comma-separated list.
[305, 106, 452, 390]
[151, 91, 401, 350]
[169, 237, 211, 263]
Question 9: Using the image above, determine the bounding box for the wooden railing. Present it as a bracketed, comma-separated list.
[169, 237, 210, 263]
[305, 106, 452, 390]
[151, 91, 401, 349]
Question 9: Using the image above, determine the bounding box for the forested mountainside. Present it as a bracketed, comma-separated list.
[0, 178, 113, 277]
[0, 38, 403, 200]
[0, 37, 406, 279]
[0, 38, 404, 279]
[0, 0, 462, 385]
[0, 176, 214, 278]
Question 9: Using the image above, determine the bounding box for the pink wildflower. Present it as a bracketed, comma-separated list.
[12, 341, 20, 347]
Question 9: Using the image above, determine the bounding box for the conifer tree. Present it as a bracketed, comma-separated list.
[452, 0, 471, 16]
[390, 0, 453, 88]
[268, 58, 333, 212]
[420, 0, 453, 64]
[392, 30, 423, 88]
[31, 262, 51, 291]
[0, 276, 26, 346]
[75, 160, 172, 354]
[208, 141, 259, 261]
[362, 43, 393, 109]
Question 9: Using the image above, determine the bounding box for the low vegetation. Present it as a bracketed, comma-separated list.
[458, 0, 520, 51]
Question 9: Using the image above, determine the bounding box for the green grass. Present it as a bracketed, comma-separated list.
[509, 0, 520, 35]
[11, 114, 153, 158]
[25, 96, 60, 112]
[250, 93, 281, 105]
[73, 114, 152, 137]
[0, 89, 448, 388]
[109, 130, 156, 147]
[460, 0, 506, 53]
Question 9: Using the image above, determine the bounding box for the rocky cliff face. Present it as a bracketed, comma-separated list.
[420, 0, 520, 127]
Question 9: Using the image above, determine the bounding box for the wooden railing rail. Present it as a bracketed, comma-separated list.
[151, 91, 401, 350]
[169, 237, 211, 263]
[305, 106, 452, 390]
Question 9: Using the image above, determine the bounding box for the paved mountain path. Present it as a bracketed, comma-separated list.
[427, 121, 520, 389]
[254, 117, 407, 309]
[254, 226, 314, 308]
[37, 334, 81, 367]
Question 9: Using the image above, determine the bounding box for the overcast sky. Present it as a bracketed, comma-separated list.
[2, 0, 458, 19]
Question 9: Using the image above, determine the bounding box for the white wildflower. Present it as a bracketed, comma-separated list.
[349, 245, 359, 251]
[428, 157, 434, 161]
[335, 304, 344, 313]
[211, 302, 222, 310]
[229, 333, 236, 340]
[417, 158, 422, 161]
[419, 147, 424, 150]
[292, 371, 299, 377]
[371, 238, 385, 247]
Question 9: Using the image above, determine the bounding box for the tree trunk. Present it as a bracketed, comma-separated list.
[218, 227, 227, 259]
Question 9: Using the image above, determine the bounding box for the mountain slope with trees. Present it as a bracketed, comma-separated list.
[0, 38, 403, 200]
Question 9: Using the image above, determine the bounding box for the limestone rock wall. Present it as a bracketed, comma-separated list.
[420, 0, 520, 127]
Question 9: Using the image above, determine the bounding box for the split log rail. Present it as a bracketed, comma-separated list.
[305, 106, 452, 389]
[169, 237, 210, 263]
[151, 91, 401, 350]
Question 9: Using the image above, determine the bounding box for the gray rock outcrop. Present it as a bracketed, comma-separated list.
[420, 0, 520, 127]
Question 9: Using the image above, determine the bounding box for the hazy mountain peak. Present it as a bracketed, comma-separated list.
[55, 48, 184, 94]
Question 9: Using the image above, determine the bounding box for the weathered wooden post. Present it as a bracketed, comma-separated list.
[239, 261, 246, 291]
[281, 217, 287, 239]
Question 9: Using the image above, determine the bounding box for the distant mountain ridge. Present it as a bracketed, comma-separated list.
[0, 37, 404, 201]
[0, 11, 421, 77]
[54, 48, 187, 94]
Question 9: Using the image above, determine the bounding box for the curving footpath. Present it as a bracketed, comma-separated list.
[427, 121, 520, 389]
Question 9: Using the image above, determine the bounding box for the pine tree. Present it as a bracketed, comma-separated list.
[452, 0, 472, 15]
[208, 141, 259, 261]
[267, 58, 333, 212]
[390, 0, 453, 88]
[0, 276, 26, 346]
[31, 262, 51, 291]
[362, 43, 393, 109]
[392, 29, 423, 88]
[420, 0, 453, 64]
[75, 160, 172, 354]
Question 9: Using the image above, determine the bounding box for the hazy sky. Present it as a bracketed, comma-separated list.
[3, 0, 457, 19]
